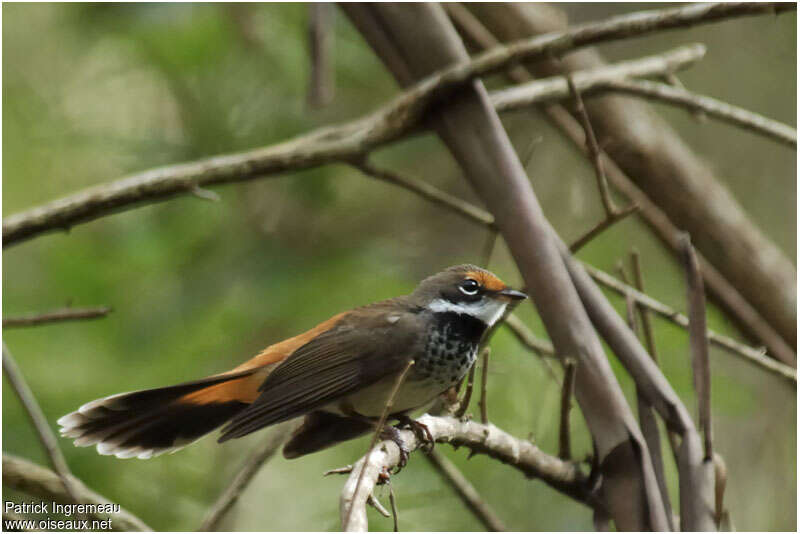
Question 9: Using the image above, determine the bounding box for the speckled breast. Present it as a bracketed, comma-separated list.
[414, 312, 486, 389]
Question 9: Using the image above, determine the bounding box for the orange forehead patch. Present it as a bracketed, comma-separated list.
[465, 270, 507, 292]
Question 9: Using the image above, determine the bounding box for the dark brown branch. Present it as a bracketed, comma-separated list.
[5, 3, 793, 248]
[425, 450, 508, 531]
[478, 348, 490, 425]
[558, 359, 576, 460]
[682, 236, 713, 461]
[2, 454, 151, 531]
[605, 78, 796, 147]
[3, 306, 112, 328]
[454, 362, 476, 419]
[198, 421, 297, 531]
[2, 344, 82, 508]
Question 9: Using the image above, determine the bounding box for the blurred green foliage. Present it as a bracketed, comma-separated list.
[3, 4, 795, 531]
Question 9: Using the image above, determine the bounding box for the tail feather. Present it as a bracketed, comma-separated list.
[58, 369, 265, 459]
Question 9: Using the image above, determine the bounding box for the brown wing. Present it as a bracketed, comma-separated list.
[218, 303, 424, 441]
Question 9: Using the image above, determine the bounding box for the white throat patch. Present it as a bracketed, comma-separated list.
[427, 298, 508, 327]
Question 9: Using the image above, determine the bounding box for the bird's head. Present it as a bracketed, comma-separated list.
[411, 264, 527, 327]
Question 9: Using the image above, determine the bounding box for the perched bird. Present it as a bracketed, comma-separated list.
[58, 265, 526, 461]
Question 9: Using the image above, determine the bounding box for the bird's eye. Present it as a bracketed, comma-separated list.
[459, 278, 480, 296]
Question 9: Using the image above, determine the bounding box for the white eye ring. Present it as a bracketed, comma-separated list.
[459, 279, 480, 296]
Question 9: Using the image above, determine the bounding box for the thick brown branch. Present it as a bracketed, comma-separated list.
[339, 415, 593, 531]
[2, 454, 151, 531]
[3, 306, 112, 328]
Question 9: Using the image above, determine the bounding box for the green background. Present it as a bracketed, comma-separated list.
[3, 4, 796, 531]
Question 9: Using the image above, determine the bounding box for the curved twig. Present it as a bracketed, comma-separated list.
[339, 415, 593, 531]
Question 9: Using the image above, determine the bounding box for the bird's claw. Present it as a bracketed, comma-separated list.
[379, 425, 411, 473]
[396, 416, 435, 453]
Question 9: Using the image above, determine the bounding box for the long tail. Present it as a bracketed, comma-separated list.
[58, 368, 268, 459]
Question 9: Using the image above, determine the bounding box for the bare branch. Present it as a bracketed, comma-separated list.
[586, 265, 796, 383]
[2, 454, 151, 531]
[339, 414, 593, 531]
[681, 236, 713, 460]
[343, 359, 416, 531]
[465, 1, 796, 371]
[3, 306, 112, 329]
[352, 159, 494, 227]
[356, 158, 793, 382]
[388, 481, 399, 532]
[198, 421, 297, 531]
[425, 450, 508, 531]
[6, 3, 793, 247]
[605, 78, 796, 147]
[454, 362, 476, 419]
[558, 359, 576, 460]
[2, 344, 82, 508]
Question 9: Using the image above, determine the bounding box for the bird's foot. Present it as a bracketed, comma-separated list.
[379, 425, 410, 472]
[395, 415, 435, 453]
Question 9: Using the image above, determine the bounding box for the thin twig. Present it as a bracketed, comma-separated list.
[2, 343, 83, 509]
[567, 76, 617, 216]
[7, 2, 793, 247]
[425, 450, 508, 531]
[623, 283, 676, 530]
[713, 452, 728, 528]
[454, 362, 476, 419]
[682, 235, 713, 460]
[558, 359, 576, 460]
[586, 265, 796, 383]
[630, 250, 660, 365]
[307, 3, 335, 107]
[605, 78, 796, 147]
[198, 421, 297, 531]
[367, 494, 391, 518]
[3, 306, 112, 328]
[478, 348, 490, 425]
[388, 480, 399, 532]
[343, 359, 416, 531]
[2, 454, 152, 531]
[569, 203, 638, 253]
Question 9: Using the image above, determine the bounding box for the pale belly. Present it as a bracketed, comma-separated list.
[330, 375, 447, 418]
